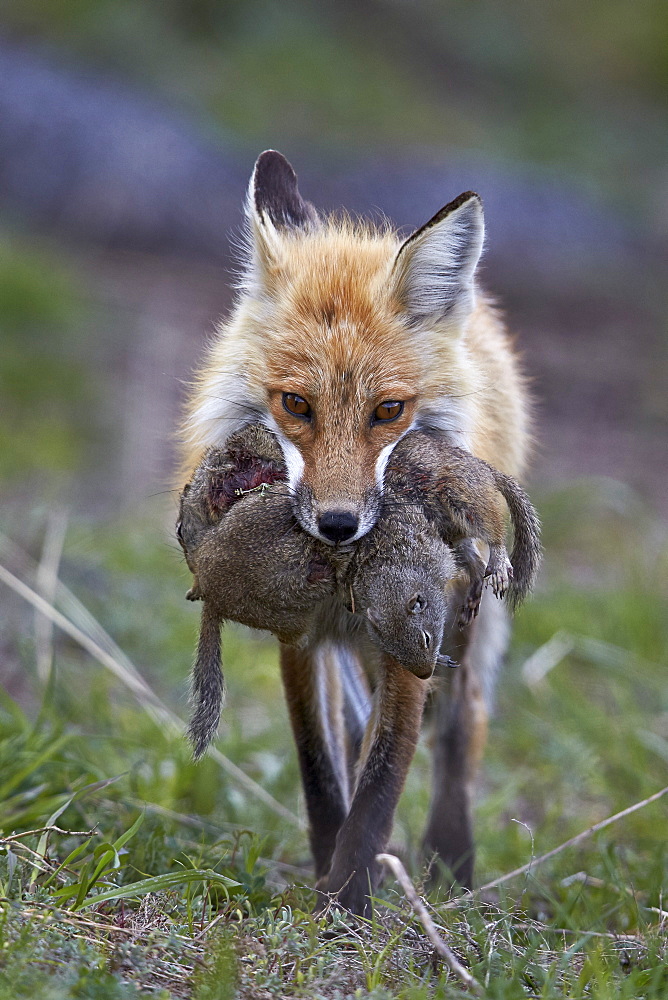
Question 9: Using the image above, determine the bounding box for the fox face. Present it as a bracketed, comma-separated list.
[185, 151, 486, 544]
[260, 290, 425, 541]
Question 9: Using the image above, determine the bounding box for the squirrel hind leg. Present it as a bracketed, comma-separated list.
[484, 544, 513, 599]
[453, 539, 486, 627]
[459, 575, 483, 627]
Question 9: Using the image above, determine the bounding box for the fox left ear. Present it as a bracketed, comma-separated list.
[392, 192, 484, 325]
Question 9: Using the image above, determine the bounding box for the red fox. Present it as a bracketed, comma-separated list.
[180, 151, 531, 916]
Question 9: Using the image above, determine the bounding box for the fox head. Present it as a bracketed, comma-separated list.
[186, 151, 485, 544]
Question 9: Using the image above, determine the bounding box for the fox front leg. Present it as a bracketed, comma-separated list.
[318, 654, 427, 917]
[280, 644, 350, 881]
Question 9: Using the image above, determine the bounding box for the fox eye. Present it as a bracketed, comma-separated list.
[373, 401, 403, 423]
[283, 393, 311, 419]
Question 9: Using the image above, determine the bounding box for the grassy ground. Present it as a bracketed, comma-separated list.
[1, 195, 667, 999]
[1, 470, 667, 998]
[1, 7, 666, 991]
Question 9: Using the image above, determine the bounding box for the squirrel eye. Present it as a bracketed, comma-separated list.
[283, 393, 311, 418]
[373, 400, 403, 423]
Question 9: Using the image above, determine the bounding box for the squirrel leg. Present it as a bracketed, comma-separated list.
[484, 544, 513, 598]
[453, 539, 486, 627]
[186, 571, 203, 601]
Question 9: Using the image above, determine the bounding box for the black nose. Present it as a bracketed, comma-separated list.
[318, 510, 359, 543]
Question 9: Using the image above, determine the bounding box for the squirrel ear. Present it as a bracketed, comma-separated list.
[406, 592, 426, 614]
[392, 192, 484, 326]
[366, 607, 381, 630]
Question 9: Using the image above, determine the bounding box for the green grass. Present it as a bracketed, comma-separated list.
[0, 237, 101, 484]
[0, 476, 667, 998]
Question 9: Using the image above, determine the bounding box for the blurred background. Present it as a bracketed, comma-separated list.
[0, 0, 666, 869]
[1, 0, 666, 513]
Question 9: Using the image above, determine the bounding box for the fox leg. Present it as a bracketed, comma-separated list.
[338, 644, 373, 791]
[424, 593, 508, 888]
[279, 642, 350, 880]
[321, 653, 428, 916]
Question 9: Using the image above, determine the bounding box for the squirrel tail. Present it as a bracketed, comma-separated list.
[187, 602, 226, 760]
[493, 471, 542, 612]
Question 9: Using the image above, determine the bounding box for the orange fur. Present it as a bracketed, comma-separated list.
[181, 218, 529, 503]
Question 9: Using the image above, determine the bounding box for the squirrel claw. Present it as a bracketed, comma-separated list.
[485, 557, 513, 599]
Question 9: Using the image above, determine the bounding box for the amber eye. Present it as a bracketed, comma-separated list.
[282, 392, 312, 419]
[373, 400, 404, 423]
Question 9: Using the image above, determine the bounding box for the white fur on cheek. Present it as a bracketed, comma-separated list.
[279, 437, 306, 492]
[375, 442, 398, 489]
[262, 415, 305, 491]
[374, 424, 415, 489]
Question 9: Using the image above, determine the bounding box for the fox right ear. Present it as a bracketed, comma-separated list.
[249, 150, 318, 232]
[245, 151, 318, 279]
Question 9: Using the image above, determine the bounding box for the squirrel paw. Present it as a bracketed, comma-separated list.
[485, 557, 513, 599]
[459, 577, 483, 627]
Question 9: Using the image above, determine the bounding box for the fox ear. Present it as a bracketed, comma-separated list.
[392, 192, 484, 325]
[247, 150, 318, 236]
[245, 150, 318, 287]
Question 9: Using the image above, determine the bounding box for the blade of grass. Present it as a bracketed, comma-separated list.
[42, 836, 97, 889]
[450, 784, 668, 905]
[31, 774, 125, 886]
[76, 869, 240, 910]
[0, 683, 29, 729]
[0, 559, 305, 829]
[0, 529, 174, 696]
[521, 630, 575, 686]
[37, 774, 123, 852]
[34, 509, 68, 683]
[112, 811, 144, 852]
[377, 852, 483, 995]
[0, 733, 71, 801]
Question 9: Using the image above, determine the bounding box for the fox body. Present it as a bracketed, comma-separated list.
[180, 152, 533, 914]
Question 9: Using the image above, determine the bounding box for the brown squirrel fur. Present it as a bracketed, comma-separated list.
[177, 424, 540, 759]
